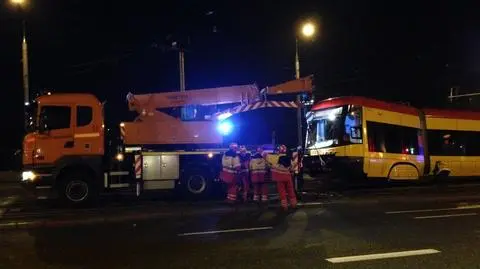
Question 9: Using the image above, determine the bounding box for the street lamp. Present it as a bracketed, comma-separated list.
[295, 21, 316, 79]
[11, 0, 26, 5]
[294, 20, 317, 148]
[10, 0, 30, 107]
[301, 22, 316, 38]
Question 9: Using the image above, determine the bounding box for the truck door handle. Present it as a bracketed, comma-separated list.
[64, 141, 74, 148]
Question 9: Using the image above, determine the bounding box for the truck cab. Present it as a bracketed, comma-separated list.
[22, 93, 105, 203]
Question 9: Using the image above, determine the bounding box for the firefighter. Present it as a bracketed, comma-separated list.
[271, 155, 297, 211]
[249, 147, 269, 203]
[220, 143, 241, 203]
[238, 145, 251, 202]
[291, 148, 304, 197]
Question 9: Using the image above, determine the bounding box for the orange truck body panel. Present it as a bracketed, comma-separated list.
[122, 116, 222, 145]
[23, 93, 104, 166]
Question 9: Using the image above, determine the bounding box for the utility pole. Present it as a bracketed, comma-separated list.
[179, 48, 186, 119]
[294, 20, 316, 148]
[295, 38, 303, 148]
[22, 20, 29, 105]
[10, 1, 29, 108]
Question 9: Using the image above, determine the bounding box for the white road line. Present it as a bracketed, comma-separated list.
[298, 201, 324, 206]
[0, 196, 18, 207]
[386, 204, 480, 214]
[326, 249, 441, 263]
[0, 196, 19, 219]
[414, 213, 477, 219]
[178, 226, 273, 237]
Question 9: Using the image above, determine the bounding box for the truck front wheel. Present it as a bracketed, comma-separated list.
[58, 170, 96, 206]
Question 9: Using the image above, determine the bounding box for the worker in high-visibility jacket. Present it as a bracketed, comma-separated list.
[238, 145, 251, 202]
[291, 149, 303, 196]
[249, 147, 269, 203]
[221, 143, 241, 203]
[271, 155, 297, 210]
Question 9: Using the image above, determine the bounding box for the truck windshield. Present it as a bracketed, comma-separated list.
[306, 105, 363, 149]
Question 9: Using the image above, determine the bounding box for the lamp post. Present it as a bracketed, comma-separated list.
[295, 21, 316, 147]
[11, 0, 30, 107]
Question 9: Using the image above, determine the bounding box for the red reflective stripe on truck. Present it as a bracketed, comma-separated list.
[135, 155, 142, 179]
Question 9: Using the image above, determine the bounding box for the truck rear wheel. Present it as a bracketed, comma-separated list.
[182, 168, 213, 199]
[58, 170, 96, 206]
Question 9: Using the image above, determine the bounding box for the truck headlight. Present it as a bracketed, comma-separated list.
[22, 171, 36, 181]
[115, 153, 124, 162]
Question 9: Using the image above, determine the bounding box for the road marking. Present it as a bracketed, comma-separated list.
[0, 221, 34, 229]
[326, 249, 440, 263]
[0, 196, 18, 207]
[386, 204, 480, 214]
[178, 226, 273, 236]
[298, 201, 324, 206]
[414, 213, 477, 219]
[0, 196, 19, 219]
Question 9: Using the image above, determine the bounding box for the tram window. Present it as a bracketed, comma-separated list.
[367, 121, 420, 154]
[466, 132, 480, 156]
[428, 130, 466, 156]
[344, 106, 363, 144]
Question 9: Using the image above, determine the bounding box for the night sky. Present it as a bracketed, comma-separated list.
[1, 0, 480, 164]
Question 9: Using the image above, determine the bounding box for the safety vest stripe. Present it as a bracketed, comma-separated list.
[223, 167, 236, 173]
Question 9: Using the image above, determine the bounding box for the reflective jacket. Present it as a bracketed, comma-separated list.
[291, 152, 302, 175]
[249, 153, 267, 183]
[220, 150, 240, 184]
[271, 164, 291, 182]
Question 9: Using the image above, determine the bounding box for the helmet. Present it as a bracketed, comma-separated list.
[229, 143, 238, 150]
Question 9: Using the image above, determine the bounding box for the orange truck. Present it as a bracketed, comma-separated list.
[21, 77, 313, 205]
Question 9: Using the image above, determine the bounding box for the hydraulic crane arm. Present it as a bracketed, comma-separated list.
[261, 75, 313, 96]
[121, 76, 315, 145]
[127, 84, 259, 116]
[127, 76, 313, 118]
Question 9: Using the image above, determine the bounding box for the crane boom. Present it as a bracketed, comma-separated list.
[261, 75, 313, 96]
[127, 76, 313, 117]
[122, 76, 314, 145]
[127, 84, 259, 116]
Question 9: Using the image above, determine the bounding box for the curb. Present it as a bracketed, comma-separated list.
[0, 201, 327, 231]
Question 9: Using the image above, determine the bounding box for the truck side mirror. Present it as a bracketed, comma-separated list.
[38, 115, 49, 134]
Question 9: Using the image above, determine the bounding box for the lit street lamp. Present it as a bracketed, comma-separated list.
[294, 20, 317, 148]
[295, 21, 316, 79]
[11, 0, 26, 5]
[10, 0, 30, 107]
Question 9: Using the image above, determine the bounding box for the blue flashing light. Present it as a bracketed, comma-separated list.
[217, 121, 233, 136]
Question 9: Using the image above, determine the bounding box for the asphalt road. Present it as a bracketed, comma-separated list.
[2, 182, 480, 268]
